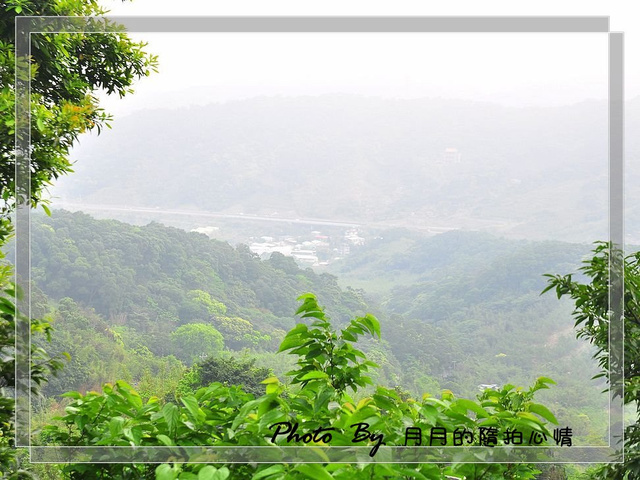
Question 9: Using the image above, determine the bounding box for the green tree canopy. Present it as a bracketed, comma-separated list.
[193, 355, 271, 398]
[170, 323, 224, 365]
[42, 294, 557, 479]
[0, 3, 156, 476]
[544, 242, 640, 479]
[1, 1, 157, 240]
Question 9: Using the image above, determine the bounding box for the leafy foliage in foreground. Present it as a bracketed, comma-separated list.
[544, 242, 640, 479]
[1, 1, 157, 248]
[0, 253, 66, 477]
[41, 294, 557, 479]
[1, 1, 156, 475]
[26, 211, 603, 412]
[279, 293, 381, 395]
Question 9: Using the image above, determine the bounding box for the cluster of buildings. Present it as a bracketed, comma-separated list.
[249, 229, 365, 267]
[442, 147, 462, 164]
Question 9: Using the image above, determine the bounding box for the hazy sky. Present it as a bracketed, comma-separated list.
[92, 0, 636, 115]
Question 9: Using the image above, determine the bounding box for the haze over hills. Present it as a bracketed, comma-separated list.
[49, 94, 630, 244]
[24, 94, 620, 453]
[22, 211, 605, 423]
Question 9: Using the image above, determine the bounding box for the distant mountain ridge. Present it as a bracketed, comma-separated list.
[50, 94, 638, 242]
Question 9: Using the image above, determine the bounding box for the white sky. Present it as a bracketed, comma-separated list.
[93, 0, 637, 114]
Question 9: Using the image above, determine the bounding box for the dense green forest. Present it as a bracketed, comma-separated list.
[13, 210, 609, 468]
[22, 210, 368, 395]
[3, 4, 631, 478]
[36, 293, 571, 479]
[328, 228, 604, 398]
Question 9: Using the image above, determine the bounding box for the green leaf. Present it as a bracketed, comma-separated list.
[362, 313, 381, 337]
[0, 297, 14, 315]
[115, 380, 143, 409]
[372, 394, 395, 411]
[517, 411, 545, 424]
[528, 403, 558, 424]
[393, 467, 432, 480]
[284, 323, 308, 336]
[161, 403, 180, 435]
[454, 398, 490, 418]
[59, 391, 83, 399]
[108, 417, 125, 437]
[294, 464, 334, 480]
[278, 334, 304, 352]
[536, 376, 557, 386]
[265, 382, 281, 395]
[476, 417, 499, 427]
[540, 283, 556, 295]
[156, 434, 173, 446]
[178, 473, 198, 480]
[299, 371, 328, 381]
[252, 465, 285, 479]
[300, 311, 326, 320]
[181, 396, 205, 424]
[156, 464, 178, 480]
[123, 425, 142, 445]
[296, 293, 317, 301]
[341, 330, 357, 342]
[212, 467, 230, 480]
[198, 466, 216, 480]
[231, 399, 259, 430]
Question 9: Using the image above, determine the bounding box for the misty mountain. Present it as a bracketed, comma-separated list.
[52, 94, 632, 242]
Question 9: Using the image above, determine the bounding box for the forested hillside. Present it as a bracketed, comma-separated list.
[3, 4, 627, 476]
[328, 229, 605, 421]
[21, 210, 369, 396]
[18, 210, 607, 447]
[30, 210, 365, 324]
